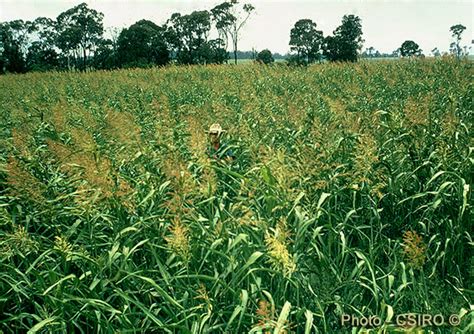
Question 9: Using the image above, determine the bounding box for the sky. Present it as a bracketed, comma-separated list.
[0, 0, 472, 55]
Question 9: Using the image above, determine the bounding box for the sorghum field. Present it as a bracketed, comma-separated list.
[0, 58, 472, 333]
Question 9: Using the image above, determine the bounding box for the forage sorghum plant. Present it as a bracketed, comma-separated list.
[402, 230, 427, 270]
[255, 299, 275, 333]
[265, 220, 296, 277]
[164, 217, 191, 263]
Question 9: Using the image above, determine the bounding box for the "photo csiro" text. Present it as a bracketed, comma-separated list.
[341, 313, 461, 328]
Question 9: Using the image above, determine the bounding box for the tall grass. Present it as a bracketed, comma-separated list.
[0, 58, 472, 333]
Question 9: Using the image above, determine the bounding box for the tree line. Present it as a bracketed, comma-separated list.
[0, 1, 254, 73]
[0, 1, 469, 74]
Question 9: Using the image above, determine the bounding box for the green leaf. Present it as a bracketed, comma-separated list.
[355, 251, 379, 304]
[43, 274, 76, 295]
[115, 290, 171, 331]
[385, 303, 394, 323]
[304, 309, 314, 334]
[133, 275, 183, 310]
[229, 233, 248, 251]
[461, 181, 469, 218]
[317, 192, 330, 210]
[274, 301, 291, 334]
[138, 186, 156, 207]
[28, 317, 60, 333]
[261, 165, 276, 186]
[225, 289, 248, 332]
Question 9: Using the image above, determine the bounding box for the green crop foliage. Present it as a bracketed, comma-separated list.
[0, 58, 472, 333]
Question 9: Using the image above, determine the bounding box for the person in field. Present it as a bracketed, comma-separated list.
[206, 123, 235, 162]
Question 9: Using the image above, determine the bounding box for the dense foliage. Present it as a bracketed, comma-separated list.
[289, 19, 324, 65]
[0, 1, 252, 73]
[1, 1, 470, 74]
[0, 58, 472, 333]
[323, 15, 364, 63]
[400, 40, 422, 58]
[256, 49, 274, 64]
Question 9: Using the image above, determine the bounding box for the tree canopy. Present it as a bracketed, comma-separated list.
[117, 20, 169, 68]
[0, 20, 32, 73]
[400, 40, 422, 57]
[56, 2, 104, 70]
[449, 24, 466, 58]
[289, 19, 324, 65]
[0, 1, 470, 74]
[323, 15, 364, 62]
[256, 49, 274, 64]
[211, 0, 255, 64]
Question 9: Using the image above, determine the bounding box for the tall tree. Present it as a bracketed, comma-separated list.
[91, 27, 121, 70]
[400, 40, 422, 57]
[195, 38, 229, 64]
[105, 27, 121, 53]
[0, 20, 33, 73]
[3, 20, 33, 54]
[323, 15, 364, 62]
[0, 23, 15, 73]
[32, 17, 57, 49]
[256, 49, 274, 64]
[26, 17, 59, 71]
[367, 46, 375, 57]
[117, 20, 169, 67]
[0, 53, 4, 74]
[210, 0, 255, 64]
[91, 38, 117, 70]
[362, 46, 377, 58]
[166, 11, 212, 64]
[400, 40, 422, 58]
[26, 42, 59, 71]
[211, 1, 234, 51]
[449, 24, 466, 58]
[56, 3, 104, 70]
[289, 19, 324, 65]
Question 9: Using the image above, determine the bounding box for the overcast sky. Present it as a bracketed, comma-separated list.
[0, 0, 472, 55]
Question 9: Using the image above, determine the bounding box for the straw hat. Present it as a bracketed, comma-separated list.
[206, 123, 226, 136]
